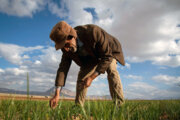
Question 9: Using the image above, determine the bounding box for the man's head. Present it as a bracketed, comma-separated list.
[50, 21, 77, 52]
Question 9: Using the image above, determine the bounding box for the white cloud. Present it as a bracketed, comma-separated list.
[7, 68, 27, 76]
[110, 0, 180, 67]
[47, 0, 68, 18]
[117, 62, 131, 70]
[152, 74, 180, 86]
[66, 2, 93, 25]
[124, 82, 157, 99]
[0, 67, 27, 89]
[0, 0, 46, 17]
[0, 43, 80, 92]
[0, 43, 57, 91]
[23, 55, 30, 59]
[152, 55, 180, 67]
[38, 46, 61, 71]
[124, 74, 180, 99]
[2, 0, 180, 68]
[125, 63, 131, 69]
[158, 66, 167, 70]
[0, 68, 4, 73]
[128, 82, 156, 92]
[96, 18, 113, 28]
[35, 60, 41, 65]
[88, 82, 109, 95]
[124, 82, 180, 99]
[50, 0, 180, 67]
[0, 43, 43, 65]
[125, 75, 142, 80]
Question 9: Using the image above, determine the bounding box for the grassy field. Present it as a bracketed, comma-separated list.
[0, 98, 179, 120]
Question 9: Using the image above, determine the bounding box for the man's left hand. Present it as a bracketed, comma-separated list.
[84, 77, 93, 88]
[83, 72, 99, 88]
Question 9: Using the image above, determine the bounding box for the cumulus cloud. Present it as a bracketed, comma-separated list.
[0, 0, 46, 17]
[124, 74, 142, 80]
[124, 82, 180, 99]
[123, 75, 180, 99]
[0, 42, 80, 92]
[152, 74, 180, 86]
[47, 0, 68, 18]
[49, 0, 180, 67]
[125, 63, 131, 69]
[117, 62, 131, 70]
[0, 43, 43, 65]
[110, 0, 180, 67]
[2, 0, 180, 67]
[0, 67, 27, 89]
[0, 68, 4, 73]
[0, 43, 58, 91]
[88, 81, 109, 95]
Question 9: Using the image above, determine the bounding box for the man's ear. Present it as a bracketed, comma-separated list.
[55, 43, 61, 50]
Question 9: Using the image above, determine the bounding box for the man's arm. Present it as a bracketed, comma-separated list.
[55, 86, 62, 96]
[49, 87, 62, 109]
[55, 53, 72, 86]
[50, 53, 71, 109]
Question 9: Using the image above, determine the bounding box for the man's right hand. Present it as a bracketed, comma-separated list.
[49, 88, 61, 109]
[49, 95, 59, 109]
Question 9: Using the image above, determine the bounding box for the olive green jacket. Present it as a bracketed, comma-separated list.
[55, 24, 125, 86]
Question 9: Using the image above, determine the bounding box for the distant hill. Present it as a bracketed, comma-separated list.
[0, 87, 75, 98]
[46, 87, 76, 98]
[0, 87, 111, 99]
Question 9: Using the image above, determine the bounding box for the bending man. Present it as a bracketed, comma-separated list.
[49, 21, 125, 108]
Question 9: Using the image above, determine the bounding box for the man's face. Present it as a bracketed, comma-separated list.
[55, 35, 77, 53]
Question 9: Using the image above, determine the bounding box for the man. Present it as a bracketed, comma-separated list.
[49, 21, 125, 108]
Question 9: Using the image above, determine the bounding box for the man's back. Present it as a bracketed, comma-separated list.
[74, 24, 125, 66]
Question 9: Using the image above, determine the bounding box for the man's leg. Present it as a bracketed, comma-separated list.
[106, 58, 124, 106]
[75, 65, 97, 106]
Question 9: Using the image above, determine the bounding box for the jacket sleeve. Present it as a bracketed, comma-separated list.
[55, 53, 72, 86]
[93, 28, 113, 74]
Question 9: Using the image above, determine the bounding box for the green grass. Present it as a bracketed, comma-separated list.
[0, 99, 180, 120]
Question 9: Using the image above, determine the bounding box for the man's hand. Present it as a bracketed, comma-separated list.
[49, 88, 60, 109]
[49, 95, 59, 109]
[84, 77, 93, 88]
[83, 71, 99, 88]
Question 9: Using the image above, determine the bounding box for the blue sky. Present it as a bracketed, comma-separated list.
[0, 0, 180, 99]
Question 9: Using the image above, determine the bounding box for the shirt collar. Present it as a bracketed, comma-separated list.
[77, 37, 83, 47]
